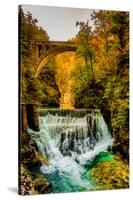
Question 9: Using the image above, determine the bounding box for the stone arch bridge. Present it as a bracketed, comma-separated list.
[21, 40, 77, 77]
[21, 40, 78, 131]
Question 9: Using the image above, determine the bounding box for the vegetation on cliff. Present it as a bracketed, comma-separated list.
[71, 10, 129, 161]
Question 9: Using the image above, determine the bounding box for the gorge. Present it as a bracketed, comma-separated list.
[19, 7, 129, 195]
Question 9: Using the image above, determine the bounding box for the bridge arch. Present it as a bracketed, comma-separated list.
[35, 46, 76, 78]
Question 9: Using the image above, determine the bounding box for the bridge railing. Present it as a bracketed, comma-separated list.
[20, 39, 78, 47]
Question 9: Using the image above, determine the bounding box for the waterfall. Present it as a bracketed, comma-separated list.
[28, 109, 113, 192]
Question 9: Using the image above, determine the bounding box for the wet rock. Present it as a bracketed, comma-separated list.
[69, 132, 75, 151]
[20, 130, 42, 171]
[60, 132, 66, 143]
[34, 176, 52, 194]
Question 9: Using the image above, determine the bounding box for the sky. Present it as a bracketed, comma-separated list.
[22, 4, 96, 41]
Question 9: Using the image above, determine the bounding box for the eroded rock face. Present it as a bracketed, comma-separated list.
[55, 52, 84, 109]
[20, 130, 42, 171]
[112, 129, 129, 162]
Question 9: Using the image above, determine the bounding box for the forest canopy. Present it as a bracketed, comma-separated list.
[71, 10, 129, 160]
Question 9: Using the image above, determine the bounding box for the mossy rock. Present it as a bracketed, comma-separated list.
[19, 165, 52, 195]
[20, 130, 45, 171]
[88, 155, 129, 190]
[33, 176, 52, 194]
[20, 130, 52, 195]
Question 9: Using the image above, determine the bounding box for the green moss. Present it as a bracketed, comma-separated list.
[94, 152, 114, 163]
[88, 155, 129, 190]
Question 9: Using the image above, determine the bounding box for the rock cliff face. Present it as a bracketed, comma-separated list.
[55, 52, 84, 109]
[19, 164, 52, 195]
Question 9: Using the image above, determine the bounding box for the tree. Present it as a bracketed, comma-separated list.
[19, 7, 60, 106]
[76, 20, 95, 80]
[108, 11, 129, 77]
[71, 11, 129, 161]
[19, 6, 49, 41]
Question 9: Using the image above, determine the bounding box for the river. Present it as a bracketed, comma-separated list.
[28, 109, 114, 193]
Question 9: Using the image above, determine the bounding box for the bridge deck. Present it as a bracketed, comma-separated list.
[21, 39, 78, 47]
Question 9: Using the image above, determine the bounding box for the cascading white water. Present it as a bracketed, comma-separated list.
[28, 109, 113, 192]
